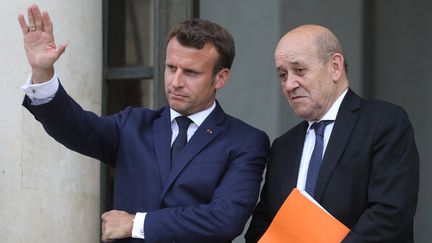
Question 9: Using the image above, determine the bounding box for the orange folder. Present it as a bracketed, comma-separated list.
[259, 188, 349, 243]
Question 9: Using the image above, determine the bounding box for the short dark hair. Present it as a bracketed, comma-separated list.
[167, 19, 235, 74]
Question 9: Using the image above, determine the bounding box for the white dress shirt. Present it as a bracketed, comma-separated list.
[296, 89, 348, 193]
[170, 102, 216, 145]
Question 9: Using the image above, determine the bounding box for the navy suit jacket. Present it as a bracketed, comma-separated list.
[245, 89, 419, 243]
[23, 84, 270, 243]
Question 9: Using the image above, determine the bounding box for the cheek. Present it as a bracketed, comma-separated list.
[164, 69, 179, 85]
[283, 90, 291, 100]
[308, 91, 322, 107]
[164, 73, 170, 86]
[280, 82, 289, 94]
[194, 81, 210, 93]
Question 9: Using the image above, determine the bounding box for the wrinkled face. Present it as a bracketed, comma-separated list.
[164, 38, 227, 115]
[275, 36, 337, 121]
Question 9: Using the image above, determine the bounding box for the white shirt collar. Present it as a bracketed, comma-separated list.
[170, 101, 217, 127]
[307, 88, 348, 128]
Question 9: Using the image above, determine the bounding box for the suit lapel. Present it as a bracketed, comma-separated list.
[153, 107, 172, 185]
[314, 89, 360, 201]
[160, 103, 225, 200]
[280, 121, 309, 199]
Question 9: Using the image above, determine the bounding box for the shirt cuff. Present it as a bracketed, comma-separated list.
[131, 212, 146, 239]
[21, 73, 59, 104]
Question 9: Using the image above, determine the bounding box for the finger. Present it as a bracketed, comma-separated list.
[27, 5, 35, 29]
[43, 11, 53, 34]
[101, 234, 108, 242]
[101, 230, 113, 242]
[101, 221, 106, 233]
[101, 211, 108, 220]
[101, 222, 107, 241]
[32, 4, 45, 32]
[103, 236, 114, 242]
[18, 14, 29, 34]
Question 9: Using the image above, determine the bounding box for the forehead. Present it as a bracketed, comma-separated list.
[275, 48, 318, 71]
[166, 38, 218, 68]
[275, 35, 318, 64]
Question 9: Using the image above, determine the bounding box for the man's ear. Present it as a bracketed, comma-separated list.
[214, 68, 230, 90]
[330, 53, 344, 82]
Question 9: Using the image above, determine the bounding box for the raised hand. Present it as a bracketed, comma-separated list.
[18, 4, 67, 83]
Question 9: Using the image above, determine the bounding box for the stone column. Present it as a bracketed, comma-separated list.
[1, 1, 102, 242]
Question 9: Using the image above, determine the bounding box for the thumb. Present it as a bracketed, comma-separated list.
[55, 42, 68, 57]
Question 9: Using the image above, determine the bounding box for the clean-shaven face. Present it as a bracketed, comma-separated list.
[164, 38, 220, 115]
[275, 32, 337, 121]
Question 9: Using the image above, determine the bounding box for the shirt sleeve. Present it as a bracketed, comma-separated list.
[131, 212, 147, 239]
[21, 73, 59, 105]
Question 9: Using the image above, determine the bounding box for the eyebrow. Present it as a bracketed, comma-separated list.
[276, 60, 303, 71]
[289, 60, 301, 66]
[276, 66, 285, 72]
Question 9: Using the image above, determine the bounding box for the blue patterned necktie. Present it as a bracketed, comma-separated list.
[171, 116, 192, 168]
[305, 120, 333, 197]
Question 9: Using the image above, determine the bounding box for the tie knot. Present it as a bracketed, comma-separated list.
[175, 116, 192, 130]
[312, 120, 333, 137]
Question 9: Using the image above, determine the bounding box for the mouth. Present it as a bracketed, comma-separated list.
[169, 91, 187, 100]
[290, 95, 307, 102]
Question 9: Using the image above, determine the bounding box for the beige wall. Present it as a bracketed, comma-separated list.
[0, 1, 102, 242]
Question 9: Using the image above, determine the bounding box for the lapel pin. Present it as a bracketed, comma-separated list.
[206, 128, 213, 134]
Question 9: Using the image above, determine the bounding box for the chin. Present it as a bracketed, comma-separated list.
[294, 110, 314, 121]
[172, 105, 189, 114]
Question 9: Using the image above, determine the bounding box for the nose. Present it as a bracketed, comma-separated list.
[171, 69, 184, 88]
[282, 74, 299, 92]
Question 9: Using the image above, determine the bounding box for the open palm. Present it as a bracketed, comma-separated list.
[18, 4, 67, 82]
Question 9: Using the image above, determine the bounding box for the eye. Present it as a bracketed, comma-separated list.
[166, 64, 176, 72]
[294, 67, 305, 76]
[278, 72, 287, 82]
[184, 69, 200, 77]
